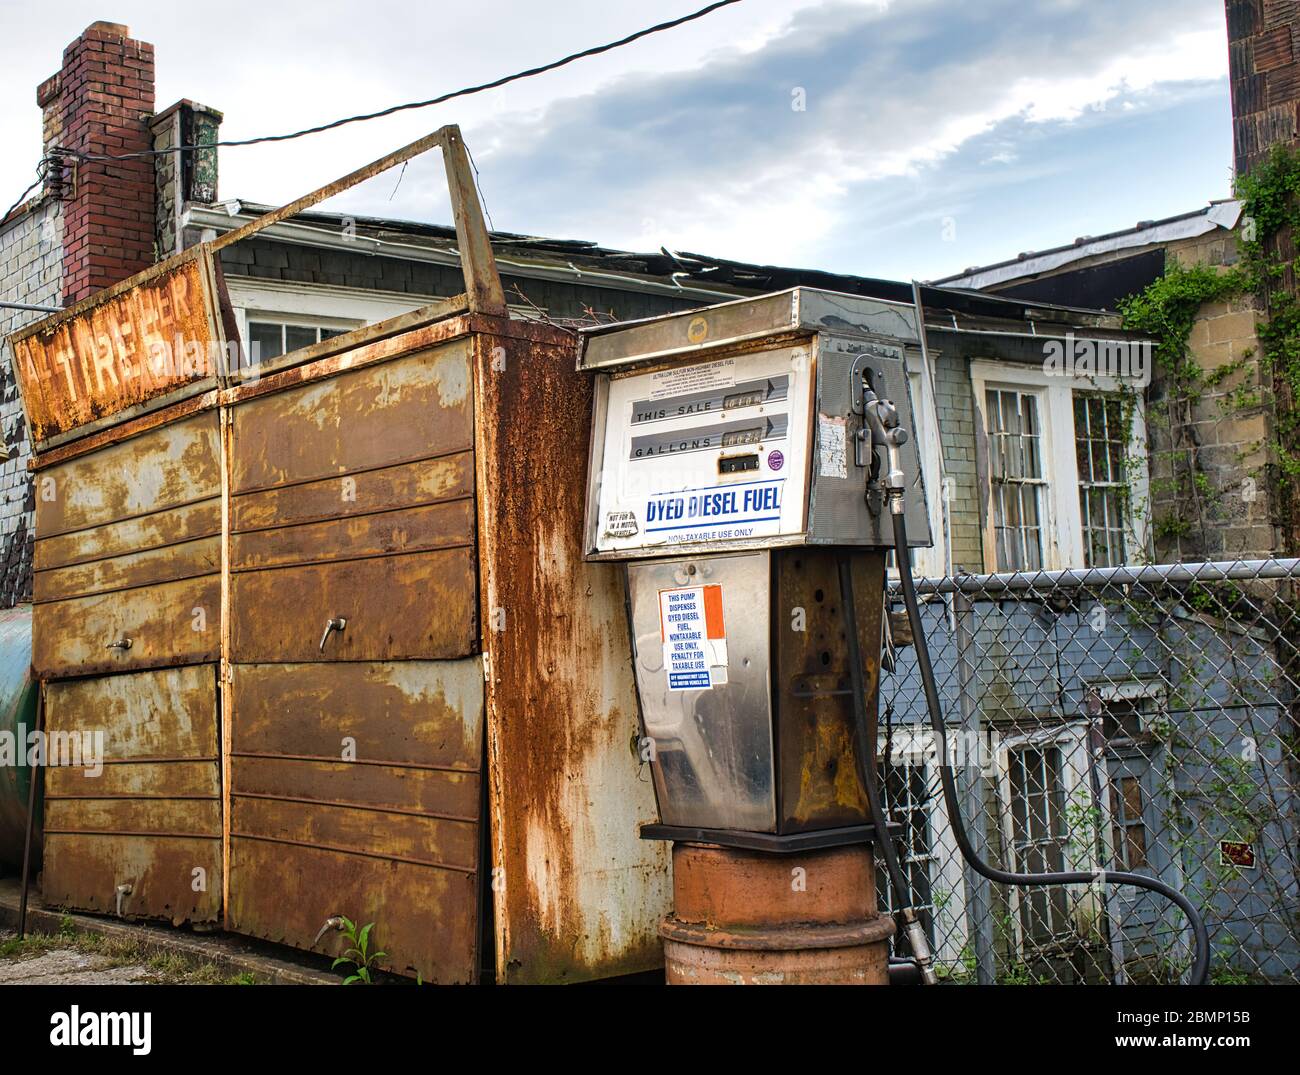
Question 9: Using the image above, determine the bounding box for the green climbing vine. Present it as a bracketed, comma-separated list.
[1111, 147, 1300, 982]
[1118, 262, 1248, 553]
[1236, 144, 1300, 544]
[1117, 142, 1300, 555]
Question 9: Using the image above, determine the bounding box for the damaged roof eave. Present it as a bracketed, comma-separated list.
[933, 200, 1244, 291]
[184, 204, 753, 304]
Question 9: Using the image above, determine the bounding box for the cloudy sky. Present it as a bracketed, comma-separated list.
[0, 0, 1232, 280]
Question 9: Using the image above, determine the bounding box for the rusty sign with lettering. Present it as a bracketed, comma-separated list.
[8, 247, 228, 446]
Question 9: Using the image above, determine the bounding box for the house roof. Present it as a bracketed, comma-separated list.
[194, 199, 1131, 339]
[933, 200, 1243, 291]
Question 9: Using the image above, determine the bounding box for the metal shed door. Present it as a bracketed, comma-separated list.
[42, 665, 223, 925]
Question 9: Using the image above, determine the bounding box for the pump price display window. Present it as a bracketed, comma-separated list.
[590, 345, 813, 557]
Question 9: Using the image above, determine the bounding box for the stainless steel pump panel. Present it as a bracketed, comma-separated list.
[625, 551, 775, 832]
[580, 288, 931, 559]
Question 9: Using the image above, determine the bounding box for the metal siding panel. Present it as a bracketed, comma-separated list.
[230, 501, 471, 572]
[34, 534, 221, 603]
[230, 756, 478, 817]
[35, 499, 223, 571]
[229, 660, 482, 769]
[41, 666, 222, 924]
[34, 411, 222, 536]
[229, 547, 477, 662]
[474, 331, 671, 984]
[230, 341, 473, 494]
[231, 453, 472, 532]
[226, 660, 483, 983]
[33, 574, 221, 678]
[228, 840, 478, 982]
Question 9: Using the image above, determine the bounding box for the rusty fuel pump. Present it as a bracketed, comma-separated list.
[579, 286, 1212, 987]
[578, 288, 935, 984]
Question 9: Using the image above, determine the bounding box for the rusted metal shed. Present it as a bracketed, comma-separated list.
[10, 125, 668, 982]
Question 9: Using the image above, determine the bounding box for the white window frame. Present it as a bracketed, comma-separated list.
[970, 360, 1149, 572]
[906, 346, 948, 579]
[993, 722, 1103, 958]
[880, 727, 970, 972]
[225, 277, 431, 351]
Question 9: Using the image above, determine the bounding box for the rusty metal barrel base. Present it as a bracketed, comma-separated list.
[660, 841, 894, 985]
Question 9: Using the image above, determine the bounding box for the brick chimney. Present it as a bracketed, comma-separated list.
[40, 21, 156, 305]
[1227, 1, 1300, 179]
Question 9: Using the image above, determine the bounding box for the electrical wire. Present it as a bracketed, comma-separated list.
[1, 161, 52, 227]
[58, 1, 746, 163]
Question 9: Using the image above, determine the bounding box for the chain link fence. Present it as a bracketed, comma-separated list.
[876, 558, 1300, 985]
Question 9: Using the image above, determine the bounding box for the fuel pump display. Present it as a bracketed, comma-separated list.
[583, 290, 930, 558]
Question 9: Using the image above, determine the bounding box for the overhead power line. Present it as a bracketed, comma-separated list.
[64, 1, 746, 163]
[2, 2, 744, 228]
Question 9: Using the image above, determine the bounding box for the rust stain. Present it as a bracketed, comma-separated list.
[776, 549, 882, 829]
[11, 254, 221, 444]
[660, 843, 891, 985]
[41, 666, 222, 926]
[474, 329, 671, 983]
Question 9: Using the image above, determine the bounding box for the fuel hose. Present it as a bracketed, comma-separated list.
[837, 554, 938, 983]
[883, 504, 1210, 986]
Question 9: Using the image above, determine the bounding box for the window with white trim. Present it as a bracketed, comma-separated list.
[986, 387, 1046, 571]
[1073, 392, 1130, 568]
[1108, 772, 1149, 872]
[994, 723, 1104, 959]
[1006, 744, 1071, 943]
[224, 277, 430, 373]
[246, 317, 354, 366]
[972, 361, 1148, 572]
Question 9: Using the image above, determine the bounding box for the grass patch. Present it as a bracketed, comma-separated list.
[0, 928, 265, 984]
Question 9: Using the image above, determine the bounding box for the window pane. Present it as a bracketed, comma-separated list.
[1125, 825, 1148, 870]
[248, 322, 283, 362]
[988, 389, 1047, 571]
[284, 325, 318, 353]
[1074, 390, 1132, 568]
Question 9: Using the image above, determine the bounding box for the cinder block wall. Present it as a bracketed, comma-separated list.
[1149, 229, 1278, 561]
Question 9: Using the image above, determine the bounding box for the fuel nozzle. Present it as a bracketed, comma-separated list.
[860, 380, 910, 512]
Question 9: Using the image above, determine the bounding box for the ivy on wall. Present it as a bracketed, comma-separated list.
[1118, 143, 1300, 556]
[1118, 262, 1248, 552]
[1237, 145, 1300, 549]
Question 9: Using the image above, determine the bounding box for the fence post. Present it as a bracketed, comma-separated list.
[954, 585, 997, 984]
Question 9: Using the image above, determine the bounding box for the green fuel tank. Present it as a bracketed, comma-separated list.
[0, 605, 40, 869]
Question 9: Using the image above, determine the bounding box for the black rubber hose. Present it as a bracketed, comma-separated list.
[836, 556, 914, 939]
[888, 507, 1210, 986]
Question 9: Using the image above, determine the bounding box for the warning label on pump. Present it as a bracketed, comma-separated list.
[659, 585, 728, 691]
